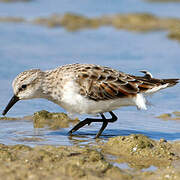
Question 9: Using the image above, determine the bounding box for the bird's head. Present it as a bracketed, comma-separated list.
[2, 69, 44, 116]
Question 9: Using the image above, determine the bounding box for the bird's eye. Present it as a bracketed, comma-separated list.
[19, 84, 27, 91]
[21, 84, 27, 89]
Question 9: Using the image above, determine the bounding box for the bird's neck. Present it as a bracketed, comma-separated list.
[40, 70, 63, 104]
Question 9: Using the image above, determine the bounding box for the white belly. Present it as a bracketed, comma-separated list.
[60, 81, 147, 115]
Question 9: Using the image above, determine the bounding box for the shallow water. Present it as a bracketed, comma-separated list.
[0, 1, 180, 146]
[0, 0, 180, 18]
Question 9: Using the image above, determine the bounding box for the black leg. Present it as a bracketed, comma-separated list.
[108, 111, 118, 122]
[68, 111, 118, 138]
[94, 114, 108, 138]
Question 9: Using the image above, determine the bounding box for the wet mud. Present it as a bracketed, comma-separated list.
[0, 143, 132, 180]
[0, 134, 180, 179]
[1, 111, 180, 179]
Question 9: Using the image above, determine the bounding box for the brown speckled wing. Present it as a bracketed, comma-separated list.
[75, 64, 142, 101]
[58, 64, 179, 101]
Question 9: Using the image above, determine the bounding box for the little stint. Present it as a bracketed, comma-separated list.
[2, 64, 179, 138]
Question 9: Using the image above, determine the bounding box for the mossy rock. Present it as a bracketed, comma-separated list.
[102, 134, 179, 169]
[33, 110, 79, 129]
[0, 144, 130, 180]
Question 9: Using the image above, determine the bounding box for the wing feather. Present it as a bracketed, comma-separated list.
[73, 64, 176, 101]
[75, 65, 141, 101]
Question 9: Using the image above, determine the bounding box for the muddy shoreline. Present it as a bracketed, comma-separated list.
[0, 135, 180, 180]
[1, 111, 180, 179]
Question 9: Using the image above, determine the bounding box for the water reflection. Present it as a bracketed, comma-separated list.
[0, 118, 180, 147]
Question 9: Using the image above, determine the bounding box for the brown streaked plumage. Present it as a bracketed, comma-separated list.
[2, 64, 180, 138]
[74, 64, 179, 100]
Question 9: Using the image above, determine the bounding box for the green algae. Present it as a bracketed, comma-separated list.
[33, 110, 79, 130]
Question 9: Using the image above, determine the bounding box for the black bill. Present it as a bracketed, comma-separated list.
[2, 95, 19, 116]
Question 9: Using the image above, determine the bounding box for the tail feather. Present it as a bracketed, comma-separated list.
[133, 71, 179, 94]
[134, 76, 179, 94]
[162, 78, 179, 87]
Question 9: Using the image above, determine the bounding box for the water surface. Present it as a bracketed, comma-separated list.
[0, 0, 180, 18]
